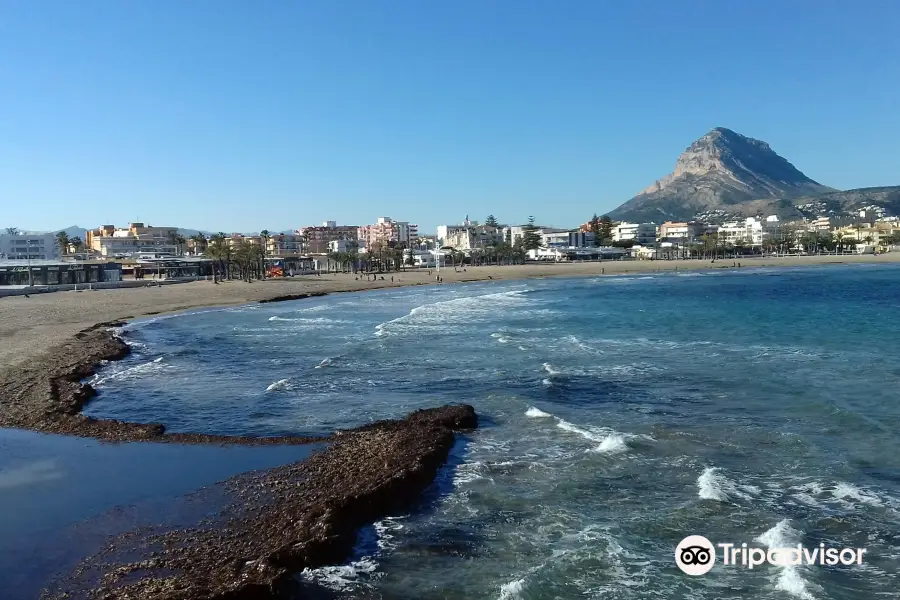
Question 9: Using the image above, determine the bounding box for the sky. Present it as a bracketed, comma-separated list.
[1, 1, 898, 234]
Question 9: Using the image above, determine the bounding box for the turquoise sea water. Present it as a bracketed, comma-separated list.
[61, 265, 900, 597]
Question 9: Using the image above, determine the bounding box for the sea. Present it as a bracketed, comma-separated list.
[5, 263, 900, 599]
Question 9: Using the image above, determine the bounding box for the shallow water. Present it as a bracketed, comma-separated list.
[77, 264, 900, 598]
[0, 429, 319, 599]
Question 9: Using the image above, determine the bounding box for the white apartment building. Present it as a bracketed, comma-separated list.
[613, 222, 658, 245]
[444, 225, 504, 250]
[805, 216, 832, 232]
[718, 217, 766, 247]
[504, 225, 568, 246]
[0, 233, 60, 260]
[436, 224, 471, 245]
[266, 234, 305, 256]
[328, 239, 366, 253]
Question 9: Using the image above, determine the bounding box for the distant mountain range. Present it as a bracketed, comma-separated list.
[608, 127, 900, 223]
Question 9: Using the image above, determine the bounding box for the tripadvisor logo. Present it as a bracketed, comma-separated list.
[675, 535, 716, 575]
[675, 535, 868, 575]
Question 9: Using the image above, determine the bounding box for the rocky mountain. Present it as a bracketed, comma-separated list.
[609, 128, 841, 223]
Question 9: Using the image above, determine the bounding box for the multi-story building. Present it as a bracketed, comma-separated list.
[718, 217, 766, 247]
[299, 221, 359, 254]
[437, 216, 479, 245]
[0, 232, 60, 260]
[566, 230, 596, 247]
[358, 217, 418, 248]
[266, 233, 304, 256]
[807, 216, 832, 232]
[613, 222, 658, 245]
[437, 224, 471, 245]
[503, 225, 568, 246]
[658, 221, 700, 243]
[444, 225, 504, 250]
[87, 223, 180, 257]
[327, 238, 365, 253]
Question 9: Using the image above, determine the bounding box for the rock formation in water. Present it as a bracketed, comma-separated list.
[42, 404, 478, 599]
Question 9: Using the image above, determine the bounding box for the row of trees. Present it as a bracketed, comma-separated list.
[202, 232, 268, 282]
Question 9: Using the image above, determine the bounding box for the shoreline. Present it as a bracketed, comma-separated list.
[1, 254, 898, 444]
[1, 254, 898, 442]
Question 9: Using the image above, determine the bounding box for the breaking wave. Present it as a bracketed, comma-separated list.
[265, 378, 290, 392]
[374, 289, 531, 337]
[697, 467, 759, 502]
[756, 520, 820, 600]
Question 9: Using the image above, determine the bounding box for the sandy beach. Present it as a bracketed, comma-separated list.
[2, 253, 898, 369]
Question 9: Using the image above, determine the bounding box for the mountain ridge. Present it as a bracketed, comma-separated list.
[605, 128, 898, 223]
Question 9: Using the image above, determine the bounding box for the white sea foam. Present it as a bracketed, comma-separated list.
[497, 578, 526, 599]
[265, 378, 290, 392]
[697, 467, 759, 502]
[314, 358, 333, 369]
[756, 520, 819, 600]
[453, 461, 493, 486]
[541, 378, 552, 386]
[374, 289, 530, 337]
[268, 316, 345, 324]
[832, 482, 883, 507]
[298, 557, 379, 591]
[556, 418, 641, 454]
[90, 357, 167, 387]
[373, 517, 405, 552]
[491, 332, 511, 344]
[525, 407, 553, 418]
[542, 363, 560, 375]
[588, 434, 629, 454]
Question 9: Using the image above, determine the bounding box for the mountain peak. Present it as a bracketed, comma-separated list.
[609, 128, 835, 223]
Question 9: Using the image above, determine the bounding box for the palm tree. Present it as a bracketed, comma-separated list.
[207, 233, 231, 281]
[190, 234, 208, 255]
[5, 227, 20, 235]
[70, 236, 84, 256]
[56, 231, 70, 256]
[259, 230, 271, 279]
[174, 234, 186, 256]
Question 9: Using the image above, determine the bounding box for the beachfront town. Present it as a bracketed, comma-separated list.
[1, 211, 900, 289]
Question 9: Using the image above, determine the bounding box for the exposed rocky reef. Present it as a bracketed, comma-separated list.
[41, 404, 478, 599]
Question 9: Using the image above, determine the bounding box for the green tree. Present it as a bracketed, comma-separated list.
[207, 233, 232, 281]
[259, 230, 271, 279]
[485, 215, 499, 228]
[521, 216, 542, 251]
[599, 216, 613, 244]
[70, 236, 84, 253]
[5, 227, 20, 235]
[56, 231, 70, 256]
[190, 234, 208, 255]
[589, 214, 600, 245]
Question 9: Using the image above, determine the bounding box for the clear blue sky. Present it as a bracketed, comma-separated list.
[1, 1, 898, 234]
